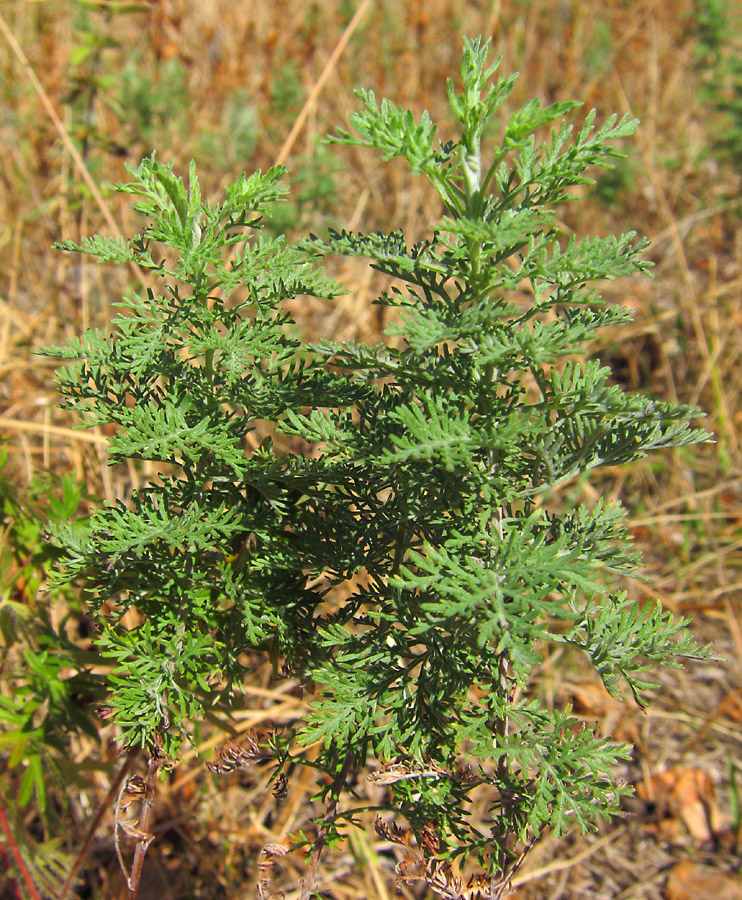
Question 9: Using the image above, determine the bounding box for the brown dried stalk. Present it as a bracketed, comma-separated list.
[0, 789, 42, 900]
[110, 742, 164, 900]
[59, 747, 139, 900]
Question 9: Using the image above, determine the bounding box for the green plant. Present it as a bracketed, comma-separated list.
[196, 87, 259, 172]
[590, 153, 636, 209]
[112, 52, 189, 152]
[0, 451, 97, 815]
[693, 0, 742, 173]
[0, 449, 97, 897]
[44, 38, 710, 898]
[269, 58, 306, 121]
[64, 0, 152, 161]
[268, 141, 345, 235]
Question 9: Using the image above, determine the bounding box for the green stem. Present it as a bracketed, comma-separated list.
[299, 749, 355, 900]
[204, 347, 215, 385]
[391, 519, 409, 576]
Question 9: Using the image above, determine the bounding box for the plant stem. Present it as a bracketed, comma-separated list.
[59, 748, 139, 900]
[298, 748, 355, 900]
[126, 747, 164, 900]
[391, 519, 409, 576]
[0, 789, 42, 900]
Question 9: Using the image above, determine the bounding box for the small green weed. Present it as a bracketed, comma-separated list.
[0, 448, 97, 818]
[0, 448, 99, 897]
[693, 0, 742, 174]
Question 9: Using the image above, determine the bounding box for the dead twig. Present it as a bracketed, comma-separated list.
[59, 747, 139, 900]
[110, 742, 164, 900]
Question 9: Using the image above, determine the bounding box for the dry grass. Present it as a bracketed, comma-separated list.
[1, 1, 741, 898]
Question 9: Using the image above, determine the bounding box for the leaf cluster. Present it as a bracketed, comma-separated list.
[44, 37, 711, 880]
[0, 449, 99, 819]
[44, 155, 356, 754]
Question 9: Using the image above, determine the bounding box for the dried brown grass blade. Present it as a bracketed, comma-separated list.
[273, 0, 374, 167]
[0, 12, 147, 289]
